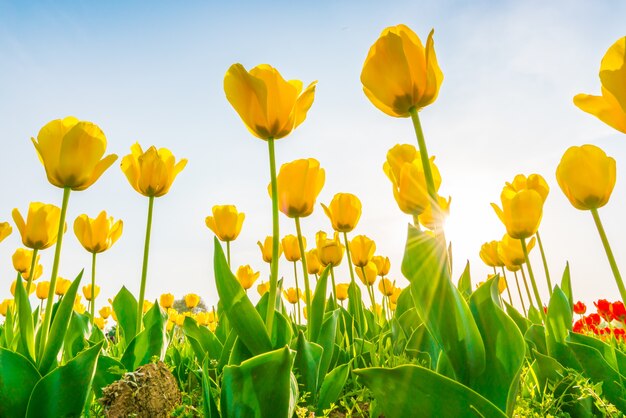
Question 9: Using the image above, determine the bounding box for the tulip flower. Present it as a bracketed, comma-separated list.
[258, 236, 282, 264]
[272, 159, 325, 218]
[12, 248, 43, 281]
[11, 279, 35, 296]
[36, 281, 50, 300]
[282, 234, 306, 322]
[389, 287, 402, 305]
[94, 317, 106, 330]
[498, 234, 536, 270]
[74, 300, 86, 314]
[143, 300, 154, 314]
[12, 203, 64, 251]
[55, 277, 71, 296]
[283, 288, 302, 305]
[336, 283, 350, 302]
[82, 284, 100, 302]
[305, 249, 321, 276]
[361, 25, 443, 118]
[322, 193, 362, 233]
[492, 188, 544, 240]
[282, 235, 304, 262]
[316, 231, 344, 267]
[357, 261, 378, 286]
[99, 306, 112, 319]
[371, 256, 391, 277]
[479, 241, 504, 269]
[574, 37, 626, 134]
[257, 281, 269, 297]
[349, 235, 376, 268]
[236, 265, 261, 290]
[0, 299, 15, 316]
[378, 278, 394, 296]
[0, 222, 11, 243]
[419, 195, 451, 231]
[184, 293, 200, 309]
[205, 204, 245, 267]
[74, 211, 123, 254]
[573, 301, 587, 315]
[160, 293, 175, 309]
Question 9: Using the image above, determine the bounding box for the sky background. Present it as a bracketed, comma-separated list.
[0, 0, 625, 314]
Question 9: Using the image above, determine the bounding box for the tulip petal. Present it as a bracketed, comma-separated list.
[599, 37, 626, 113]
[78, 153, 118, 191]
[58, 122, 107, 188]
[224, 63, 270, 139]
[574, 92, 626, 134]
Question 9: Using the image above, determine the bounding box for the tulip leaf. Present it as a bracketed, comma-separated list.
[39, 271, 83, 375]
[347, 281, 365, 336]
[202, 357, 219, 418]
[405, 323, 439, 369]
[63, 311, 89, 362]
[560, 262, 573, 308]
[92, 355, 125, 398]
[504, 302, 530, 336]
[468, 277, 525, 415]
[457, 260, 472, 301]
[402, 225, 485, 385]
[316, 362, 350, 415]
[112, 286, 138, 345]
[317, 310, 340, 385]
[221, 346, 296, 418]
[0, 348, 41, 417]
[294, 331, 323, 396]
[14, 274, 35, 363]
[546, 286, 580, 370]
[532, 349, 566, 390]
[270, 311, 292, 349]
[120, 302, 166, 371]
[393, 285, 413, 320]
[214, 237, 272, 355]
[567, 332, 626, 375]
[26, 342, 103, 418]
[309, 265, 330, 343]
[355, 365, 507, 418]
[183, 316, 224, 363]
[524, 325, 547, 356]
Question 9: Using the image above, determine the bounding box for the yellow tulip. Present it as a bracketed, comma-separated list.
[271, 159, 325, 218]
[99, 306, 112, 319]
[143, 300, 154, 313]
[371, 255, 391, 277]
[167, 308, 178, 322]
[498, 276, 507, 295]
[184, 293, 200, 309]
[383, 144, 441, 216]
[505, 174, 550, 202]
[419, 195, 451, 230]
[12, 248, 44, 281]
[205, 205, 245, 242]
[94, 317, 106, 330]
[175, 313, 186, 327]
[12, 202, 64, 250]
[283, 287, 302, 305]
[305, 249, 321, 275]
[120, 143, 187, 198]
[0, 222, 12, 243]
[257, 281, 270, 296]
[361, 25, 443, 117]
[321, 193, 362, 233]
[356, 261, 378, 286]
[556, 144, 616, 211]
[159, 293, 175, 309]
[257, 236, 282, 263]
[378, 278, 395, 296]
[491, 189, 544, 239]
[36, 281, 50, 300]
[389, 287, 402, 305]
[282, 235, 304, 262]
[224, 63, 317, 140]
[11, 280, 35, 296]
[73, 211, 123, 254]
[166, 321, 174, 331]
[349, 235, 376, 268]
[574, 37, 626, 133]
[31, 116, 118, 190]
[82, 284, 100, 302]
[498, 234, 536, 269]
[207, 311, 218, 324]
[316, 231, 344, 267]
[73, 296, 86, 314]
[479, 241, 504, 268]
[55, 277, 71, 296]
[0, 299, 15, 316]
[196, 311, 210, 326]
[336, 283, 350, 301]
[236, 265, 261, 290]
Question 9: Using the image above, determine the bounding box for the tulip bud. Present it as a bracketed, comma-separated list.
[55, 277, 71, 296]
[205, 205, 245, 242]
[160, 293, 175, 309]
[184, 293, 200, 309]
[335, 283, 350, 301]
[99, 306, 112, 319]
[36, 281, 50, 300]
[271, 159, 325, 218]
[321, 193, 362, 233]
[371, 256, 391, 277]
[282, 235, 304, 262]
[349, 235, 376, 268]
[316, 231, 344, 267]
[305, 249, 321, 275]
[82, 284, 100, 302]
[257, 236, 282, 264]
[356, 262, 378, 286]
[236, 265, 260, 290]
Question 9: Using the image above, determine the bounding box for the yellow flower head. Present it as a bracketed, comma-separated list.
[361, 25, 443, 117]
[82, 284, 100, 302]
[349, 235, 376, 268]
[282, 235, 304, 262]
[498, 276, 507, 295]
[384, 144, 441, 216]
[479, 241, 504, 268]
[99, 306, 112, 319]
[36, 281, 50, 300]
[419, 195, 451, 231]
[0, 222, 12, 244]
[271, 158, 325, 218]
[505, 174, 550, 202]
[491, 188, 544, 240]
[336, 283, 350, 301]
[574, 37, 626, 133]
[378, 278, 395, 296]
[371, 255, 391, 277]
[389, 286, 402, 305]
[305, 249, 321, 275]
[556, 144, 616, 211]
[11, 280, 35, 296]
[321, 193, 362, 233]
[74, 211, 123, 254]
[55, 277, 71, 296]
[283, 287, 302, 305]
[196, 311, 210, 326]
[205, 205, 245, 242]
[356, 261, 379, 286]
[94, 317, 106, 330]
[12, 248, 43, 281]
[0, 299, 15, 316]
[121, 143, 187, 198]
[316, 231, 344, 267]
[159, 293, 175, 309]
[73, 301, 86, 314]
[257, 281, 270, 297]
[498, 234, 536, 270]
[12, 202, 64, 250]
[236, 265, 261, 290]
[31, 116, 118, 190]
[224, 63, 317, 140]
[257, 236, 282, 264]
[184, 293, 200, 309]
[143, 300, 154, 313]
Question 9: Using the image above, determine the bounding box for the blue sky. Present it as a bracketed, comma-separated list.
[0, 0, 625, 313]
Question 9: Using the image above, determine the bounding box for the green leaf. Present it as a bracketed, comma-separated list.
[39, 271, 83, 375]
[294, 331, 322, 396]
[393, 285, 413, 320]
[270, 311, 292, 349]
[405, 324, 439, 369]
[214, 237, 272, 355]
[560, 262, 573, 309]
[26, 342, 103, 418]
[524, 325, 547, 356]
[531, 349, 565, 390]
[545, 286, 580, 370]
[112, 286, 138, 345]
[469, 277, 525, 415]
[355, 365, 507, 418]
[0, 348, 41, 417]
[504, 302, 530, 336]
[309, 265, 330, 343]
[317, 310, 339, 385]
[15, 274, 35, 362]
[528, 305, 543, 324]
[202, 357, 219, 418]
[221, 346, 296, 418]
[92, 355, 125, 398]
[63, 311, 89, 362]
[402, 225, 485, 384]
[316, 362, 350, 415]
[347, 281, 365, 336]
[457, 260, 472, 301]
[120, 302, 166, 371]
[182, 316, 224, 363]
[567, 332, 626, 376]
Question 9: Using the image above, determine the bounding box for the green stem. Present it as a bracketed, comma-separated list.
[536, 231, 553, 295]
[295, 217, 312, 318]
[226, 241, 231, 270]
[591, 208, 626, 303]
[136, 195, 155, 334]
[90, 252, 97, 328]
[500, 268, 513, 306]
[380, 278, 390, 320]
[521, 238, 545, 321]
[519, 267, 535, 309]
[266, 137, 279, 335]
[361, 266, 376, 310]
[293, 261, 301, 325]
[24, 248, 39, 296]
[329, 267, 338, 306]
[39, 186, 71, 359]
[409, 107, 438, 213]
[511, 268, 527, 316]
[342, 232, 357, 287]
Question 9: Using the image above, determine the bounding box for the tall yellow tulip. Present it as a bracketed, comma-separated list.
[322, 193, 362, 233]
[258, 236, 282, 264]
[12, 248, 43, 281]
[205, 205, 245, 242]
[574, 37, 626, 134]
[419, 195, 451, 230]
[349, 235, 376, 268]
[36, 281, 50, 300]
[316, 231, 344, 267]
[305, 249, 321, 275]
[74, 211, 123, 254]
[236, 265, 261, 290]
[160, 293, 175, 309]
[272, 159, 325, 218]
[282, 235, 304, 262]
[0, 222, 11, 243]
[491, 189, 543, 240]
[12, 203, 63, 250]
[361, 25, 443, 117]
[371, 256, 391, 277]
[479, 241, 504, 269]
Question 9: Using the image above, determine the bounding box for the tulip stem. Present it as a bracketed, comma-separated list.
[39, 186, 71, 360]
[266, 138, 280, 335]
[510, 268, 527, 316]
[409, 108, 439, 213]
[500, 268, 514, 306]
[295, 218, 312, 311]
[361, 266, 376, 310]
[136, 195, 155, 334]
[342, 232, 357, 287]
[591, 208, 626, 303]
[329, 267, 338, 306]
[521, 238, 545, 321]
[90, 252, 97, 328]
[24, 248, 39, 296]
[519, 267, 534, 309]
[293, 261, 302, 325]
[226, 241, 231, 269]
[380, 278, 390, 320]
[536, 231, 553, 295]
